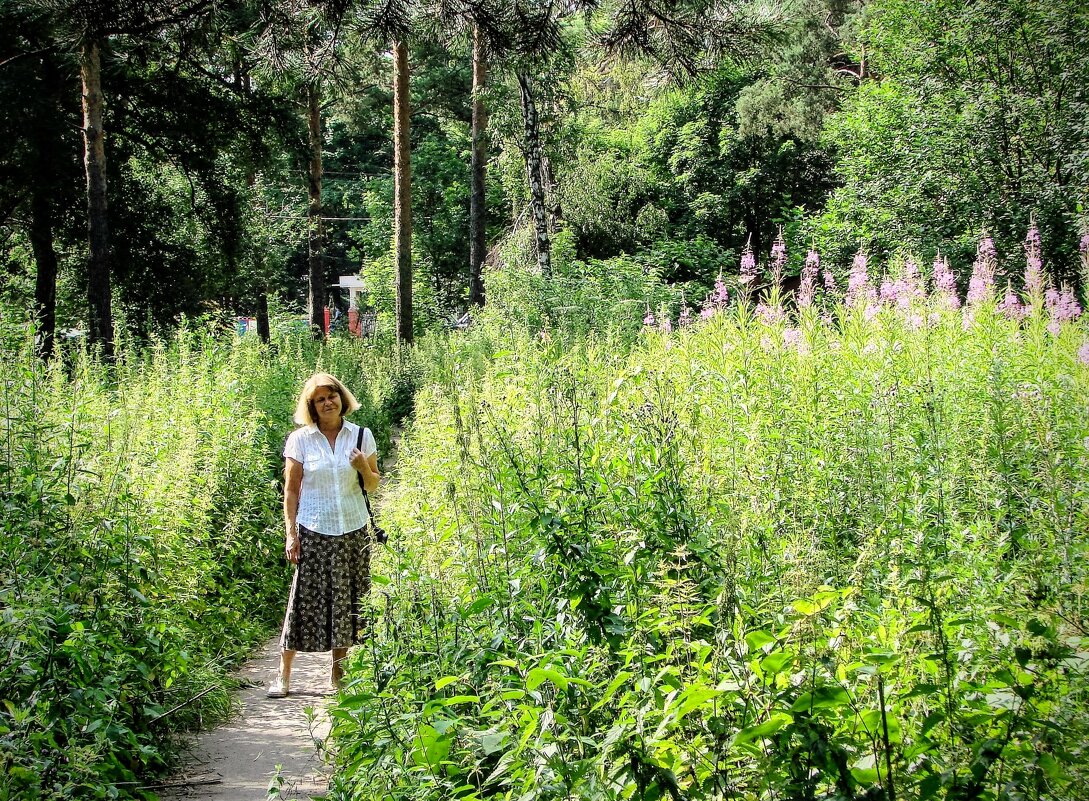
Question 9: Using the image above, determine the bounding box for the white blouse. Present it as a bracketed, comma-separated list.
[284, 420, 377, 536]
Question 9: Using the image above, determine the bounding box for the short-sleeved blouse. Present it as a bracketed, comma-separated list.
[284, 420, 377, 536]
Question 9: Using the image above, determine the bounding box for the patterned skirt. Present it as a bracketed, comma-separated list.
[280, 525, 372, 652]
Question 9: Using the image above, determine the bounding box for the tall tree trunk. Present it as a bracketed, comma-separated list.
[468, 25, 488, 308]
[30, 188, 57, 359]
[393, 40, 413, 344]
[306, 80, 326, 338]
[516, 72, 551, 278]
[80, 39, 113, 359]
[256, 291, 270, 343]
[240, 64, 271, 345]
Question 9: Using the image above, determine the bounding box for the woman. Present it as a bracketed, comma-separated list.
[267, 372, 380, 698]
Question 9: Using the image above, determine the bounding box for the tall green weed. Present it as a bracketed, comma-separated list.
[0, 317, 395, 799]
[329, 296, 1089, 800]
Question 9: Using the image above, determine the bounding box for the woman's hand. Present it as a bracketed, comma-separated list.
[349, 447, 372, 475]
[285, 529, 300, 564]
[349, 447, 381, 492]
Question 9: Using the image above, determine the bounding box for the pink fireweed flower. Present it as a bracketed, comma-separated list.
[701, 274, 730, 320]
[739, 241, 758, 285]
[1078, 341, 1089, 366]
[879, 277, 908, 308]
[998, 286, 1026, 320]
[932, 253, 960, 309]
[710, 275, 730, 306]
[967, 235, 997, 305]
[798, 249, 819, 309]
[643, 308, 656, 328]
[659, 315, 673, 333]
[1023, 223, 1045, 297]
[847, 249, 876, 309]
[770, 230, 787, 283]
[822, 269, 837, 294]
[678, 304, 692, 328]
[1046, 285, 1083, 333]
[756, 302, 786, 325]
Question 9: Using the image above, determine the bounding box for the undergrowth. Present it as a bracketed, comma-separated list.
[0, 318, 399, 800]
[329, 283, 1089, 800]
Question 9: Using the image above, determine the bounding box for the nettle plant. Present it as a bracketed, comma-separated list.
[328, 229, 1089, 801]
[0, 317, 395, 800]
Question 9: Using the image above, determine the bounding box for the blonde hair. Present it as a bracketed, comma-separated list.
[293, 372, 362, 426]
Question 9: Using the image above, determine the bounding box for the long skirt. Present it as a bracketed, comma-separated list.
[280, 525, 371, 652]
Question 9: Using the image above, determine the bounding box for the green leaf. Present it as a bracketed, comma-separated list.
[591, 671, 631, 711]
[744, 630, 776, 651]
[527, 668, 568, 692]
[790, 685, 851, 712]
[481, 731, 508, 755]
[463, 595, 494, 616]
[733, 713, 792, 744]
[759, 651, 794, 675]
[439, 695, 480, 706]
[435, 676, 460, 691]
[792, 599, 818, 616]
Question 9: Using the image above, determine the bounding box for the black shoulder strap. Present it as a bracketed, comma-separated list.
[355, 426, 373, 509]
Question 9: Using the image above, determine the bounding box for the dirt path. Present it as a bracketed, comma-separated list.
[157, 426, 401, 800]
[155, 641, 336, 800]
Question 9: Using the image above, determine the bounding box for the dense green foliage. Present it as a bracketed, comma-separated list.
[327, 259, 1089, 800]
[4, 0, 1089, 797]
[0, 319, 399, 799]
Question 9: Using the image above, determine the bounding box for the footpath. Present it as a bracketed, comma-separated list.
[157, 426, 401, 800]
[155, 642, 335, 799]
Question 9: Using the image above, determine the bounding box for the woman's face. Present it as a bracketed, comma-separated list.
[311, 385, 343, 425]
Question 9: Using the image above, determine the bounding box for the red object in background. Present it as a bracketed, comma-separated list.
[348, 308, 361, 336]
[324, 306, 331, 333]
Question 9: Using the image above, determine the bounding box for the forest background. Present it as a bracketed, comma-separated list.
[2, 0, 1089, 799]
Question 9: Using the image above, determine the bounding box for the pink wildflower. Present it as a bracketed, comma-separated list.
[1078, 341, 1089, 366]
[739, 240, 757, 285]
[902, 260, 924, 301]
[659, 316, 673, 333]
[770, 230, 787, 283]
[678, 304, 692, 328]
[798, 249, 819, 309]
[1046, 285, 1083, 334]
[701, 274, 730, 319]
[644, 308, 656, 328]
[822, 269, 837, 294]
[1024, 223, 1045, 297]
[847, 249, 876, 309]
[967, 235, 997, 305]
[932, 253, 960, 309]
[879, 278, 905, 307]
[756, 302, 785, 325]
[998, 286, 1026, 320]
